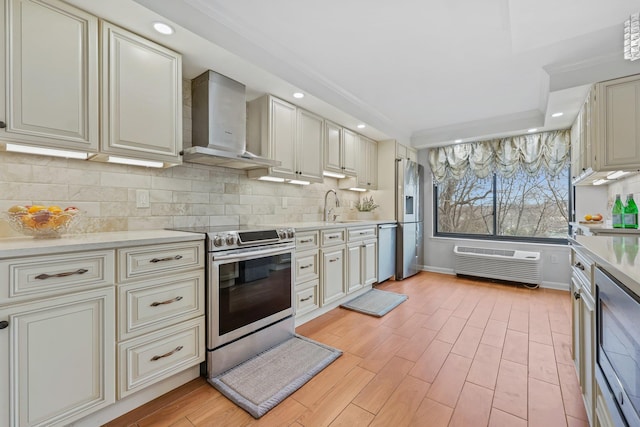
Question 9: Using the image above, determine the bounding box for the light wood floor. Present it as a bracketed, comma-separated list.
[105, 272, 587, 427]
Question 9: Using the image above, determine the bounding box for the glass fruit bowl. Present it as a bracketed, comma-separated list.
[3, 205, 81, 238]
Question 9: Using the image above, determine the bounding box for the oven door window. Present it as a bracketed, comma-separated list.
[599, 278, 640, 421]
[217, 252, 292, 336]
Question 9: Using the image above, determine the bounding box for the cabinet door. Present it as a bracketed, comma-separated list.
[268, 96, 297, 178]
[570, 109, 582, 181]
[358, 136, 378, 189]
[321, 246, 346, 305]
[0, 0, 98, 151]
[342, 128, 358, 175]
[346, 243, 363, 294]
[570, 277, 581, 373]
[101, 21, 182, 164]
[597, 75, 640, 169]
[362, 239, 377, 286]
[324, 120, 342, 174]
[581, 291, 596, 425]
[0, 288, 115, 427]
[297, 108, 324, 183]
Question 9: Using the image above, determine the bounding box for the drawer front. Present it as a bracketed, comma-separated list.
[321, 228, 346, 246]
[347, 226, 377, 242]
[296, 231, 319, 250]
[0, 250, 115, 304]
[118, 241, 204, 282]
[117, 316, 205, 399]
[571, 248, 594, 296]
[295, 249, 319, 284]
[118, 271, 205, 340]
[295, 280, 319, 316]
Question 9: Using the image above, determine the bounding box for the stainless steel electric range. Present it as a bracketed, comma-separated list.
[170, 225, 296, 377]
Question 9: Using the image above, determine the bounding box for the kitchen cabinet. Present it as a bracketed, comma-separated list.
[356, 135, 378, 190]
[324, 122, 357, 176]
[100, 21, 182, 165]
[595, 382, 617, 427]
[570, 246, 596, 425]
[294, 230, 320, 317]
[346, 226, 378, 293]
[0, 0, 99, 152]
[573, 74, 640, 185]
[247, 95, 323, 183]
[320, 228, 347, 306]
[0, 248, 116, 427]
[115, 241, 205, 398]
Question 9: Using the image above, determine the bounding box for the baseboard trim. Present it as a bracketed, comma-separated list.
[541, 281, 570, 291]
[422, 266, 455, 275]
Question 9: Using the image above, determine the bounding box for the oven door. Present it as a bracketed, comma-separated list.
[209, 243, 294, 349]
[596, 267, 640, 427]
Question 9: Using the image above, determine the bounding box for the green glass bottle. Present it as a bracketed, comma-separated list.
[612, 194, 624, 228]
[624, 194, 638, 229]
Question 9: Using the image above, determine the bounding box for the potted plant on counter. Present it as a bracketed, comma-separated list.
[355, 196, 379, 220]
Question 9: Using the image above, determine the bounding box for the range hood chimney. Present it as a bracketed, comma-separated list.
[181, 70, 280, 170]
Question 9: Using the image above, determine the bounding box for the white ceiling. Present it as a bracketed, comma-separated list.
[69, 0, 640, 148]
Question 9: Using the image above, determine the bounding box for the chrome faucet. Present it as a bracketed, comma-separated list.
[324, 189, 340, 222]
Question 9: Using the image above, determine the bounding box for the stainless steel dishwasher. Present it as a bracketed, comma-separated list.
[378, 223, 397, 282]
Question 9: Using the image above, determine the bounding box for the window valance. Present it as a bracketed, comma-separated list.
[428, 129, 570, 183]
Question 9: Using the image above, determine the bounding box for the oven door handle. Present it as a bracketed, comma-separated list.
[212, 244, 295, 262]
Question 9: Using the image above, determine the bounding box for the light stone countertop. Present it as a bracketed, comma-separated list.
[570, 222, 640, 235]
[572, 235, 640, 296]
[0, 230, 204, 259]
[276, 220, 397, 231]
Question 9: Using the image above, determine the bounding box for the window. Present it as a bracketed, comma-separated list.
[435, 167, 569, 242]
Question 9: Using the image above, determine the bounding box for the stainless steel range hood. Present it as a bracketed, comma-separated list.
[182, 70, 280, 170]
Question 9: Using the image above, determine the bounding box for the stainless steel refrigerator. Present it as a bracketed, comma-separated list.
[396, 158, 424, 280]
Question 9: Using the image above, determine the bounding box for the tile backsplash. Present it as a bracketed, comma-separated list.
[0, 151, 361, 238]
[608, 172, 640, 213]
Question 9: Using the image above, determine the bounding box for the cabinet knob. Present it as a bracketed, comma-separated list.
[0, 320, 8, 329]
[574, 292, 581, 300]
[0, 121, 5, 129]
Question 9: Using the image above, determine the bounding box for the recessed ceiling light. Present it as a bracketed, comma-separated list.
[357, 124, 366, 129]
[454, 139, 463, 143]
[293, 92, 304, 99]
[527, 128, 538, 133]
[551, 112, 564, 118]
[152, 22, 174, 35]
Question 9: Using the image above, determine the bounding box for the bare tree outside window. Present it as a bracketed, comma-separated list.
[436, 168, 569, 240]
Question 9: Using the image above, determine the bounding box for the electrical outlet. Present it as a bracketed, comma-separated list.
[136, 189, 150, 208]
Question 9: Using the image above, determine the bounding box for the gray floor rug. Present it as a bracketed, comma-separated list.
[209, 335, 342, 419]
[340, 288, 408, 317]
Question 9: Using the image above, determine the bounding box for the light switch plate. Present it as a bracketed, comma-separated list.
[136, 189, 150, 208]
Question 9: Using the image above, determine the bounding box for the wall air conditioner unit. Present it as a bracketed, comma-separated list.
[453, 246, 542, 286]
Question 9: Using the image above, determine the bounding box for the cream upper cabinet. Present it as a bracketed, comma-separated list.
[0, 0, 99, 152]
[100, 21, 182, 164]
[324, 122, 357, 176]
[357, 135, 378, 190]
[247, 95, 323, 183]
[0, 288, 115, 427]
[596, 74, 640, 170]
[296, 108, 324, 182]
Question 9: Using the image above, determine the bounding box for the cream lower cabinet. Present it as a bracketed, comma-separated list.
[320, 228, 346, 306]
[0, 0, 99, 152]
[346, 226, 378, 294]
[100, 21, 182, 165]
[115, 241, 205, 399]
[570, 246, 596, 425]
[294, 230, 320, 318]
[0, 288, 115, 427]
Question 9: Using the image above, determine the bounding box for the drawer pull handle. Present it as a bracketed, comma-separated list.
[574, 262, 584, 271]
[300, 238, 313, 243]
[300, 295, 313, 302]
[300, 264, 313, 269]
[35, 268, 88, 280]
[329, 258, 339, 263]
[150, 255, 183, 263]
[150, 296, 183, 307]
[328, 235, 339, 239]
[151, 345, 183, 361]
[0, 320, 8, 329]
[574, 292, 581, 300]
